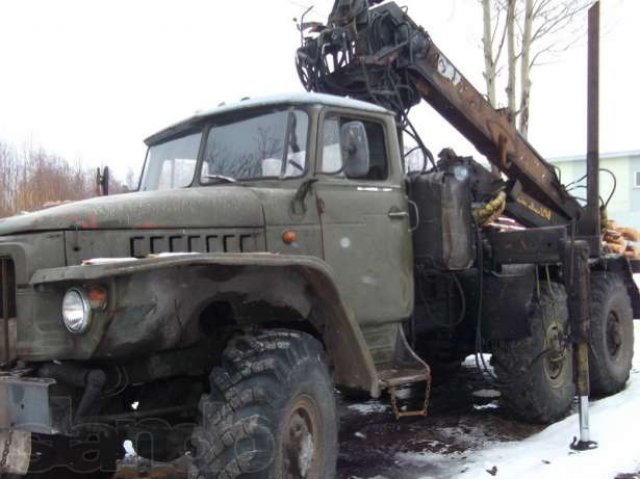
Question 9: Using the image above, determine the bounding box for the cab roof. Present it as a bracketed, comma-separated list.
[145, 92, 391, 145]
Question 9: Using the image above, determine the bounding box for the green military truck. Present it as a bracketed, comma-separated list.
[0, 1, 638, 478]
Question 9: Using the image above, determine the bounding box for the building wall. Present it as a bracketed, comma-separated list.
[629, 156, 640, 226]
[550, 151, 640, 230]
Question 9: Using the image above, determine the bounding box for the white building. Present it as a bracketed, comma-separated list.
[549, 150, 640, 230]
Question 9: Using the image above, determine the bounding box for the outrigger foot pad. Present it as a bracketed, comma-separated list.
[570, 437, 598, 451]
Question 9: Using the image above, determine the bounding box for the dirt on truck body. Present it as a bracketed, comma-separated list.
[0, 1, 639, 478]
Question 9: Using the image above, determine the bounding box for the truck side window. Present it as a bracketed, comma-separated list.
[320, 116, 388, 181]
[200, 109, 309, 182]
[141, 132, 202, 191]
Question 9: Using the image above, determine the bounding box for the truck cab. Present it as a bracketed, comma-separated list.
[0, 93, 424, 477]
[137, 93, 414, 363]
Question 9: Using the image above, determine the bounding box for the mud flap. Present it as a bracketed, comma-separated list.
[0, 429, 31, 476]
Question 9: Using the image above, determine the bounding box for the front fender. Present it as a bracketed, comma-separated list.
[30, 253, 380, 396]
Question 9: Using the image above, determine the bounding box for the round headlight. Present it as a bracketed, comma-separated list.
[62, 288, 91, 334]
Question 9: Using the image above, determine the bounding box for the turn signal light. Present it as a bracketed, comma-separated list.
[87, 286, 108, 311]
[282, 230, 297, 245]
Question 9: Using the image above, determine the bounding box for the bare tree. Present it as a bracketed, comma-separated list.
[519, 0, 534, 136]
[480, 0, 593, 138]
[0, 142, 17, 217]
[0, 139, 131, 218]
[506, 0, 517, 124]
[482, 0, 501, 107]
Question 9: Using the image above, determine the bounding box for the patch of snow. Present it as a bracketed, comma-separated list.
[347, 401, 389, 415]
[123, 440, 136, 457]
[394, 387, 413, 400]
[397, 451, 471, 478]
[82, 257, 138, 265]
[463, 353, 492, 368]
[472, 389, 501, 399]
[355, 431, 367, 439]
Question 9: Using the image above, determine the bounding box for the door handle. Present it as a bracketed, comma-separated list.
[388, 211, 409, 219]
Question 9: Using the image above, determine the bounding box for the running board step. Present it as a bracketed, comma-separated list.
[379, 368, 430, 419]
[377, 328, 431, 419]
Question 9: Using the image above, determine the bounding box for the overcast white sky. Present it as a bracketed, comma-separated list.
[0, 0, 637, 182]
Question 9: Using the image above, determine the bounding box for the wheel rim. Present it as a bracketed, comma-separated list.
[280, 394, 323, 478]
[606, 311, 622, 359]
[544, 322, 568, 386]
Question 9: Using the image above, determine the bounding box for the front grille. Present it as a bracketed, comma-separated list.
[0, 258, 16, 364]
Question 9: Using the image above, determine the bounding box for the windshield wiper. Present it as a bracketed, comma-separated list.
[202, 174, 238, 184]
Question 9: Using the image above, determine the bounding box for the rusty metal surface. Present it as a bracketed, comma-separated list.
[409, 62, 581, 226]
[295, 1, 584, 229]
[487, 226, 566, 265]
[563, 241, 592, 357]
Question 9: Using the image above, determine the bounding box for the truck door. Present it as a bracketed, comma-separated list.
[314, 112, 413, 329]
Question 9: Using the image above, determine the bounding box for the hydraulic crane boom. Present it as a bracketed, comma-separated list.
[296, 0, 585, 229]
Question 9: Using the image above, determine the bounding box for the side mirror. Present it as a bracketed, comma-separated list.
[340, 121, 370, 178]
[97, 166, 110, 196]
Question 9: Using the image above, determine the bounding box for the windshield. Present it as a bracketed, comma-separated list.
[140, 132, 202, 191]
[139, 108, 309, 191]
[200, 109, 308, 183]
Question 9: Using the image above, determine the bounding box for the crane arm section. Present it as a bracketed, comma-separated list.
[296, 1, 584, 228]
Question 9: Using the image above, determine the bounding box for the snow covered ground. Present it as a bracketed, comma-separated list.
[456, 321, 640, 479]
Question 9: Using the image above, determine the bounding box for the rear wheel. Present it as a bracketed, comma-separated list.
[588, 272, 634, 396]
[190, 329, 337, 478]
[493, 282, 574, 423]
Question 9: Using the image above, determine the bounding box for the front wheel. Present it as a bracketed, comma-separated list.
[191, 329, 338, 478]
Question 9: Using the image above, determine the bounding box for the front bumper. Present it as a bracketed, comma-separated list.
[0, 376, 70, 435]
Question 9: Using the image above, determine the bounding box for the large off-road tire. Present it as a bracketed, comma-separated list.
[493, 282, 574, 423]
[191, 330, 338, 478]
[588, 272, 634, 396]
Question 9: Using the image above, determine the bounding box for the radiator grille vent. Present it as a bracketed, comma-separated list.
[0, 258, 16, 319]
[129, 234, 257, 258]
[0, 257, 16, 364]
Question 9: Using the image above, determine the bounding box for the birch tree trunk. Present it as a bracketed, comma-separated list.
[519, 0, 534, 138]
[505, 0, 517, 126]
[482, 0, 497, 107]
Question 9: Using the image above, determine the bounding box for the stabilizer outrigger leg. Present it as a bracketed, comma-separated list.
[378, 328, 432, 419]
[568, 1, 601, 452]
[563, 239, 597, 451]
